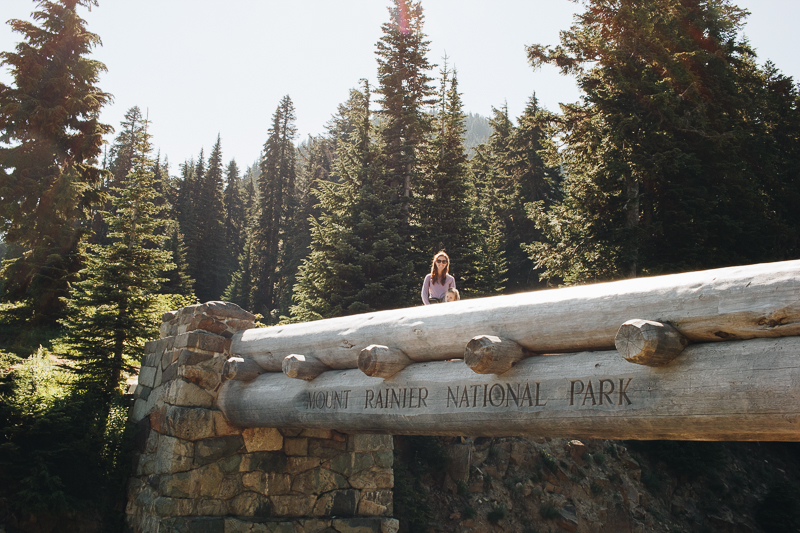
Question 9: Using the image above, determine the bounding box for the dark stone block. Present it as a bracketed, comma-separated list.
[204, 301, 256, 322]
[134, 417, 151, 453]
[254, 451, 288, 472]
[177, 349, 213, 367]
[162, 361, 178, 383]
[194, 436, 245, 466]
[331, 490, 359, 517]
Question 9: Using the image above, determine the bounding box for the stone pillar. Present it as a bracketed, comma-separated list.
[126, 301, 398, 533]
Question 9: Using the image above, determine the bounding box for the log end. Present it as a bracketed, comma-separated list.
[464, 335, 525, 375]
[282, 354, 330, 381]
[616, 319, 688, 366]
[358, 344, 412, 378]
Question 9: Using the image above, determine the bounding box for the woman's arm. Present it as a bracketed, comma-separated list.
[421, 274, 431, 305]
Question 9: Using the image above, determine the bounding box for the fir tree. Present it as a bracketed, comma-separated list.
[61, 117, 172, 396]
[375, 0, 436, 220]
[415, 62, 477, 292]
[0, 0, 112, 322]
[251, 96, 297, 320]
[526, 0, 800, 283]
[291, 82, 413, 321]
[192, 136, 227, 301]
[223, 159, 245, 282]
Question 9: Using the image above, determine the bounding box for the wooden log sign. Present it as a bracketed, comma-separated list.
[231, 260, 800, 371]
[217, 336, 800, 441]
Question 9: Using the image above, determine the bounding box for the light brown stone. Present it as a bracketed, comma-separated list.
[269, 495, 316, 517]
[213, 410, 241, 436]
[287, 456, 324, 474]
[154, 434, 194, 474]
[567, 440, 587, 465]
[179, 365, 221, 391]
[300, 429, 333, 439]
[242, 427, 283, 452]
[349, 468, 393, 490]
[242, 472, 291, 496]
[158, 464, 224, 499]
[353, 434, 392, 453]
[284, 438, 308, 456]
[166, 379, 214, 408]
[291, 468, 346, 494]
[227, 491, 271, 517]
[358, 491, 393, 516]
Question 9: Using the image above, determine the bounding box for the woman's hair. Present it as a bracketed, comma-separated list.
[430, 251, 450, 285]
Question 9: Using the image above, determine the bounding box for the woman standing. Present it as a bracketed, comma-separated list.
[421, 251, 456, 304]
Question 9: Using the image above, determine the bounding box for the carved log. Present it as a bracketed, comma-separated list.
[233, 260, 800, 371]
[223, 357, 264, 382]
[615, 319, 689, 366]
[282, 354, 330, 381]
[464, 335, 527, 374]
[218, 336, 800, 441]
[358, 345, 413, 378]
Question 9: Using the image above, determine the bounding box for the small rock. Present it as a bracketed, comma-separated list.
[567, 440, 587, 464]
[556, 504, 579, 532]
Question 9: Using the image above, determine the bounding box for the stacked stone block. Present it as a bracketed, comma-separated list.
[126, 301, 398, 533]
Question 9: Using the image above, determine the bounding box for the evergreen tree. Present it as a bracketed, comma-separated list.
[375, 0, 436, 220]
[160, 220, 194, 296]
[251, 96, 297, 320]
[526, 0, 800, 283]
[61, 117, 172, 396]
[192, 136, 227, 301]
[292, 83, 413, 321]
[0, 0, 111, 322]
[415, 62, 477, 292]
[468, 146, 509, 296]
[223, 159, 245, 282]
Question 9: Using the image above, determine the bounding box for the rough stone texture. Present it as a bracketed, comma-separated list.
[126, 301, 395, 533]
[243, 427, 284, 452]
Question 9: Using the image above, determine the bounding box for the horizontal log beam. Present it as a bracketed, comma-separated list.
[217, 336, 800, 441]
[234, 260, 800, 371]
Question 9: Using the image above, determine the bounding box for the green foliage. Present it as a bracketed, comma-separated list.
[291, 83, 414, 321]
[456, 480, 468, 496]
[590, 481, 604, 495]
[60, 116, 173, 396]
[540, 449, 557, 473]
[592, 452, 606, 465]
[0, 0, 112, 323]
[487, 502, 507, 524]
[526, 0, 800, 284]
[755, 480, 800, 533]
[463, 506, 477, 520]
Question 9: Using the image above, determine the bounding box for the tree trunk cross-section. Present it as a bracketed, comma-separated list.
[217, 336, 800, 441]
[232, 260, 800, 371]
[615, 319, 689, 366]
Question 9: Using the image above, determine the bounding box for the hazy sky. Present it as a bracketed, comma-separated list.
[2, 0, 799, 173]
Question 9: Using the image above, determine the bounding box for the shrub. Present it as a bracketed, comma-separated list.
[463, 506, 477, 520]
[539, 449, 557, 473]
[456, 480, 468, 496]
[487, 503, 507, 524]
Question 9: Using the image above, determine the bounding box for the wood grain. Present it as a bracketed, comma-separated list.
[217, 336, 800, 441]
[233, 260, 800, 371]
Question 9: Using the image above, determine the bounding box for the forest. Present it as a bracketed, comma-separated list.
[1, 0, 799, 531]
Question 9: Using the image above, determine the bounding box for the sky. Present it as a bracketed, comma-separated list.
[2, 0, 799, 174]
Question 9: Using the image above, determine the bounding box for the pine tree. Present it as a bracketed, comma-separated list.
[375, 0, 436, 220]
[61, 117, 172, 396]
[223, 159, 245, 282]
[414, 62, 477, 292]
[0, 0, 111, 322]
[291, 83, 413, 321]
[526, 0, 800, 283]
[192, 136, 227, 301]
[251, 96, 297, 320]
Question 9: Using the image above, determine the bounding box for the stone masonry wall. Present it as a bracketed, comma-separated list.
[126, 301, 398, 533]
